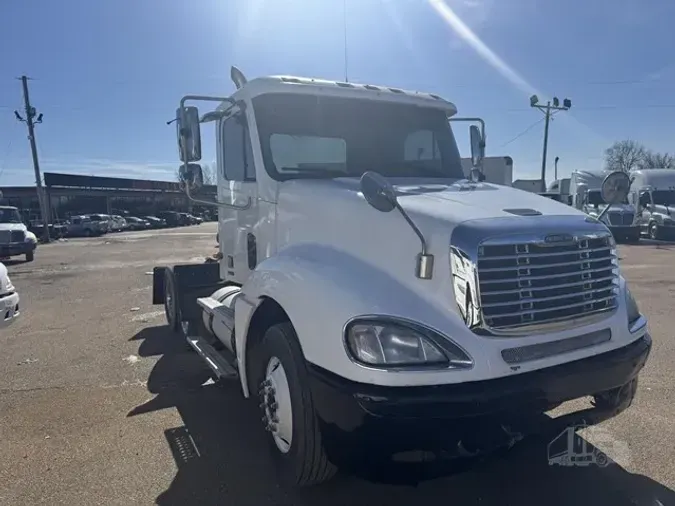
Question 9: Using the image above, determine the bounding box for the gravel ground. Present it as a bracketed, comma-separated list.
[0, 222, 673, 506]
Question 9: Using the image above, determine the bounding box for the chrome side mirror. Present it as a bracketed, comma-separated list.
[596, 171, 631, 222]
[469, 125, 485, 168]
[360, 171, 397, 212]
[601, 171, 631, 205]
[179, 163, 204, 192]
[176, 106, 202, 162]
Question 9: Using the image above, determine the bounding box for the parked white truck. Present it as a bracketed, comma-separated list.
[570, 170, 641, 243]
[461, 156, 513, 186]
[629, 169, 675, 240]
[0, 262, 20, 329]
[0, 206, 37, 262]
[152, 68, 651, 487]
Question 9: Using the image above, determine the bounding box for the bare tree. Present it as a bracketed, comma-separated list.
[201, 163, 216, 185]
[640, 151, 675, 169]
[604, 140, 646, 173]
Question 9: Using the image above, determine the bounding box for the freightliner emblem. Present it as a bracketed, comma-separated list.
[543, 233, 576, 246]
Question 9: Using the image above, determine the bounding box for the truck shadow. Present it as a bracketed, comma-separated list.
[129, 325, 675, 506]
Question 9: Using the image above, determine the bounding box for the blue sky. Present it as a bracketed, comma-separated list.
[1, 0, 674, 186]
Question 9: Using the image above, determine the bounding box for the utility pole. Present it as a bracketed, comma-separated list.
[529, 95, 571, 193]
[15, 75, 50, 243]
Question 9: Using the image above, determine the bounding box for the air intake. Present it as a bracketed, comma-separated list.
[503, 208, 542, 216]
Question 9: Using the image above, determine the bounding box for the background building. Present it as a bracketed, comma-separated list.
[0, 172, 217, 222]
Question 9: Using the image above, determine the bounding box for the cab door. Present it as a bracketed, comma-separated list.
[217, 109, 258, 284]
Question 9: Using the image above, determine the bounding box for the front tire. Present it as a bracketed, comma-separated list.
[25, 251, 34, 262]
[649, 222, 662, 241]
[254, 322, 336, 487]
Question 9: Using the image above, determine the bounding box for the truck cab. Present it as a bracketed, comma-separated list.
[153, 68, 651, 487]
[570, 170, 640, 243]
[0, 206, 37, 262]
[629, 169, 675, 241]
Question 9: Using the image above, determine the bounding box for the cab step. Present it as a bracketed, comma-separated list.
[181, 321, 239, 380]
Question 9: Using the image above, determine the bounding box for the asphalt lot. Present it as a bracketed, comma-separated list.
[0, 222, 674, 506]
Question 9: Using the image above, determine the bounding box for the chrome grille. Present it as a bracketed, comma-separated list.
[10, 230, 25, 242]
[477, 234, 618, 331]
[0, 231, 10, 244]
[608, 212, 634, 226]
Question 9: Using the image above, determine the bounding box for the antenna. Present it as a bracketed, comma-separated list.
[343, 0, 348, 83]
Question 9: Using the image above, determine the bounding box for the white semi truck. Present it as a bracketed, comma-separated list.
[461, 156, 513, 186]
[570, 170, 641, 243]
[0, 262, 20, 329]
[152, 68, 651, 487]
[629, 169, 675, 240]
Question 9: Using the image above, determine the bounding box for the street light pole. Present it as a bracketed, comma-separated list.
[540, 103, 551, 192]
[15, 76, 50, 243]
[529, 95, 571, 193]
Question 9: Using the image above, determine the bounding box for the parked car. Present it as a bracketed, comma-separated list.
[0, 206, 38, 262]
[177, 213, 193, 226]
[88, 214, 113, 233]
[0, 262, 19, 328]
[157, 211, 183, 227]
[110, 215, 128, 232]
[186, 214, 204, 225]
[125, 217, 151, 231]
[66, 215, 108, 237]
[142, 216, 167, 229]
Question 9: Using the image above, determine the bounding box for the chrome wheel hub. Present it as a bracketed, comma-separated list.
[259, 356, 293, 453]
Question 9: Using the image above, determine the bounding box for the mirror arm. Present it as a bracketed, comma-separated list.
[184, 185, 252, 211]
[449, 117, 486, 146]
[595, 203, 613, 223]
[394, 203, 434, 279]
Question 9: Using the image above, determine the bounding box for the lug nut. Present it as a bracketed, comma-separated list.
[271, 416, 279, 423]
[270, 402, 278, 410]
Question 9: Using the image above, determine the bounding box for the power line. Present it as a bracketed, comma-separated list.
[499, 117, 545, 147]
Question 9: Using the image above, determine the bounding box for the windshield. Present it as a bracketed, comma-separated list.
[587, 189, 628, 206]
[252, 94, 464, 180]
[652, 190, 675, 206]
[586, 190, 605, 207]
[0, 208, 22, 224]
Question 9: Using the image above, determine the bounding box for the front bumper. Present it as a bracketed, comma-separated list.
[308, 335, 651, 461]
[0, 242, 36, 257]
[0, 291, 20, 328]
[607, 225, 640, 239]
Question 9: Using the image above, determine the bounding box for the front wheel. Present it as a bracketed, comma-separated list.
[649, 222, 662, 241]
[254, 322, 336, 487]
[25, 251, 34, 262]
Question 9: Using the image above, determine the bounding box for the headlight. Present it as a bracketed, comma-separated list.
[625, 287, 641, 327]
[345, 318, 472, 369]
[25, 232, 37, 244]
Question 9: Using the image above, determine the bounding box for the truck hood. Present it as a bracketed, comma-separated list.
[282, 177, 583, 224]
[0, 223, 27, 232]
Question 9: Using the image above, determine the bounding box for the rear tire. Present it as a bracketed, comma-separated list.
[253, 322, 336, 487]
[163, 269, 180, 331]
